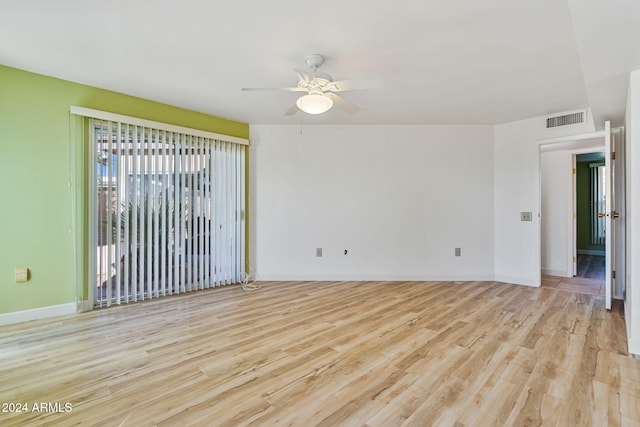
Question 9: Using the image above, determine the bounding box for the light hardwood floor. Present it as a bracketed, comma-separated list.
[1, 280, 639, 426]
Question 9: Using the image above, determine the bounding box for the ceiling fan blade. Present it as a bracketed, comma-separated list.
[326, 93, 360, 114]
[293, 68, 311, 83]
[242, 86, 305, 92]
[326, 78, 383, 92]
[283, 101, 299, 116]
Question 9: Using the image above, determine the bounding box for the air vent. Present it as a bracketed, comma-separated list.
[546, 111, 585, 128]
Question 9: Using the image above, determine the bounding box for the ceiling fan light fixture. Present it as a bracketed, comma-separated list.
[296, 93, 333, 114]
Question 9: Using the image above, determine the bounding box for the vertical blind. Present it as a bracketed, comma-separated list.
[590, 163, 605, 246]
[74, 108, 247, 307]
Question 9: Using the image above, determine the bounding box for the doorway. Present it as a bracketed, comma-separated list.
[537, 123, 625, 309]
[539, 141, 606, 296]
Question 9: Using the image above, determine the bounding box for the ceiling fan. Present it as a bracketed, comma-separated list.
[242, 54, 381, 115]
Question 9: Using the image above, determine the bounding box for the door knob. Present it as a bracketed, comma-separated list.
[598, 212, 620, 218]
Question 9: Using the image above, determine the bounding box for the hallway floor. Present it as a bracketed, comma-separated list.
[542, 254, 605, 296]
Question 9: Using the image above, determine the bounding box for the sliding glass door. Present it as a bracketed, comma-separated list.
[88, 116, 245, 307]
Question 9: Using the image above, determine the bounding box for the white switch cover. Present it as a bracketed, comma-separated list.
[15, 268, 28, 283]
[520, 212, 533, 221]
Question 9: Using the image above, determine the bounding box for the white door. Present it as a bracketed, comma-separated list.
[604, 121, 614, 309]
[572, 154, 577, 277]
[613, 127, 626, 300]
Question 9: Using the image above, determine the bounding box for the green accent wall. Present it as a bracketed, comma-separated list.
[0, 65, 249, 315]
[576, 160, 605, 252]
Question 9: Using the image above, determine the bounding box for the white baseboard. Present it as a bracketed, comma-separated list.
[255, 273, 496, 282]
[76, 300, 93, 313]
[628, 337, 640, 356]
[577, 249, 605, 256]
[623, 301, 639, 355]
[542, 268, 571, 277]
[0, 303, 76, 326]
[493, 275, 539, 287]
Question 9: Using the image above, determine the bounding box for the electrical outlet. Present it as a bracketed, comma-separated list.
[455, 248, 461, 257]
[15, 268, 28, 283]
[316, 248, 322, 257]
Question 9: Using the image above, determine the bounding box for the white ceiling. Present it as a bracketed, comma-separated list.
[1, 0, 639, 127]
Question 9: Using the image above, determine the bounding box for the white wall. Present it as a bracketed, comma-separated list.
[493, 118, 543, 286]
[625, 70, 640, 354]
[540, 150, 572, 277]
[250, 124, 495, 281]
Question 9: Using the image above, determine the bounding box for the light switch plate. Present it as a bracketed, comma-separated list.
[15, 268, 28, 283]
[521, 212, 533, 221]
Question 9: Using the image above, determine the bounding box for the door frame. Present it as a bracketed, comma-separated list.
[537, 130, 606, 287]
[537, 125, 625, 308]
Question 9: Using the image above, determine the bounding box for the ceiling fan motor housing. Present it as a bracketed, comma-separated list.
[305, 54, 325, 71]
